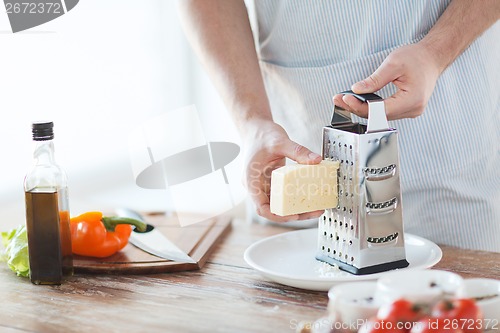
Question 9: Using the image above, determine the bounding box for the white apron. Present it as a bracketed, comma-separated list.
[250, 0, 500, 251]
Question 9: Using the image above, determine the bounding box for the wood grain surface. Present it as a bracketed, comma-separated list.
[0, 213, 498, 333]
[73, 214, 232, 274]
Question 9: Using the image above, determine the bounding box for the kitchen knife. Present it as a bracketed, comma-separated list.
[115, 208, 196, 263]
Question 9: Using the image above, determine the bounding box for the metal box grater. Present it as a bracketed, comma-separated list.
[316, 90, 409, 275]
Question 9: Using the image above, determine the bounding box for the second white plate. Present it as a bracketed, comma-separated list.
[244, 229, 442, 291]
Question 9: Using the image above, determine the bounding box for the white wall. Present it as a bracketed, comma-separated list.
[0, 0, 240, 226]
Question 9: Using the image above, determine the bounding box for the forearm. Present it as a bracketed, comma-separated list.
[420, 0, 500, 73]
[177, 0, 272, 136]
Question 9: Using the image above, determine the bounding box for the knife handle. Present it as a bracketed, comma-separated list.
[134, 224, 155, 233]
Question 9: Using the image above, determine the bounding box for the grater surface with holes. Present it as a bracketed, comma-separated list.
[316, 91, 409, 275]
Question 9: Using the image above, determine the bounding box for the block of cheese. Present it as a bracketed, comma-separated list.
[270, 160, 340, 216]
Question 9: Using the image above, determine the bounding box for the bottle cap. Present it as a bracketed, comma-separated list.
[32, 121, 54, 141]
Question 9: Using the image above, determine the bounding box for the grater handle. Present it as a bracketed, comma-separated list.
[339, 90, 383, 103]
[331, 106, 352, 125]
[339, 90, 390, 133]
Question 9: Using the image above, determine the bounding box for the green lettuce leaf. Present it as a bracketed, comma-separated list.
[1, 225, 29, 278]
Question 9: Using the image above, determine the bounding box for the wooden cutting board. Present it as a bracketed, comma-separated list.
[73, 213, 232, 275]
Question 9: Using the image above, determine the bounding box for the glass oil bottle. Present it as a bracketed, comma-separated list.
[24, 121, 73, 285]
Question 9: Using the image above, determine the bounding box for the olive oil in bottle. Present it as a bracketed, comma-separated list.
[24, 122, 73, 285]
[25, 190, 63, 285]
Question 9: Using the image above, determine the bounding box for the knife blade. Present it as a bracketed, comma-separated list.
[115, 208, 196, 263]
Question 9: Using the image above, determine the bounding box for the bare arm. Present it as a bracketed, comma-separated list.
[335, 0, 500, 119]
[420, 0, 500, 71]
[177, 0, 272, 132]
[177, 0, 322, 222]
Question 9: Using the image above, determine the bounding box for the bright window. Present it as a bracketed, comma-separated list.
[0, 1, 239, 221]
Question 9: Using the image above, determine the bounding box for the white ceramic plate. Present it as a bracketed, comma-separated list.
[244, 229, 442, 291]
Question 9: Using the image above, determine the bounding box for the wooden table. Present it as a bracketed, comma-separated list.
[0, 215, 498, 333]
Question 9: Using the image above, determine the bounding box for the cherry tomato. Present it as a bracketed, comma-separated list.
[432, 299, 483, 333]
[358, 318, 407, 333]
[377, 298, 426, 323]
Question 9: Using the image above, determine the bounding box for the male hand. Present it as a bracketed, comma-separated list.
[333, 43, 442, 120]
[244, 120, 323, 222]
